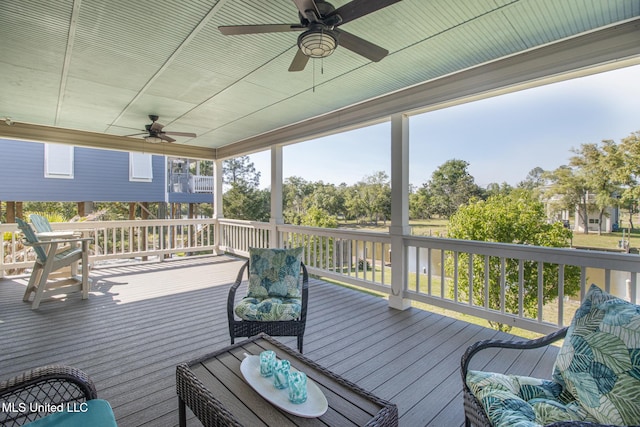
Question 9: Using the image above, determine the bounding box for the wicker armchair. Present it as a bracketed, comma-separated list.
[228, 259, 309, 353]
[461, 285, 640, 427]
[461, 327, 638, 427]
[461, 328, 564, 427]
[0, 365, 99, 426]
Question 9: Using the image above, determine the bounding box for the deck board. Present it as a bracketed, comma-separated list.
[0, 255, 561, 426]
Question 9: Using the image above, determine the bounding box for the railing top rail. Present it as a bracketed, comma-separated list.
[0, 219, 217, 234]
[217, 218, 272, 229]
[404, 235, 640, 272]
[277, 224, 392, 242]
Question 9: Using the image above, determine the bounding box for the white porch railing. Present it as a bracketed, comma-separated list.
[277, 224, 393, 296]
[3, 218, 639, 335]
[404, 236, 639, 334]
[217, 219, 271, 256]
[215, 220, 640, 334]
[189, 175, 214, 193]
[1, 219, 216, 275]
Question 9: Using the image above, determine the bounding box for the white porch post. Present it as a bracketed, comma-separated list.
[270, 145, 284, 248]
[213, 159, 224, 255]
[389, 113, 411, 310]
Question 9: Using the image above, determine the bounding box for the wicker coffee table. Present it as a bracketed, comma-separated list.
[176, 333, 398, 426]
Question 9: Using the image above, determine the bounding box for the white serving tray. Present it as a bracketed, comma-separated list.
[240, 354, 328, 418]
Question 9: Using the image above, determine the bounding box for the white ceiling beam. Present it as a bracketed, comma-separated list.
[0, 121, 216, 160]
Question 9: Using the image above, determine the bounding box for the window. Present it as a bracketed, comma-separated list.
[129, 152, 153, 182]
[44, 144, 74, 179]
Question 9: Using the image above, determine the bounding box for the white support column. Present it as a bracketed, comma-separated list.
[213, 159, 224, 254]
[389, 113, 411, 310]
[270, 145, 284, 248]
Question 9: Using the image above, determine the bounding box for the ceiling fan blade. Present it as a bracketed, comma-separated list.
[219, 24, 304, 35]
[124, 132, 147, 137]
[328, 0, 402, 26]
[149, 121, 164, 132]
[160, 134, 176, 143]
[163, 131, 197, 138]
[337, 30, 388, 62]
[292, 0, 321, 22]
[288, 48, 310, 72]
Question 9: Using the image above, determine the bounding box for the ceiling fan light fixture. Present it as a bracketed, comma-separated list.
[298, 28, 337, 58]
[144, 136, 163, 143]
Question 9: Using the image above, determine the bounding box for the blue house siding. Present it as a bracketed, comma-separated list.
[0, 139, 165, 202]
[168, 193, 214, 204]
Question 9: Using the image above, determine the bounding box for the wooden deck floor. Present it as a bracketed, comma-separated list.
[0, 255, 560, 426]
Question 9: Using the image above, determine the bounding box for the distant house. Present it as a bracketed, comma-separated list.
[0, 138, 214, 219]
[573, 198, 619, 234]
[543, 191, 619, 233]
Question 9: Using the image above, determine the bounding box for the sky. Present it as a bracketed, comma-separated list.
[248, 64, 640, 188]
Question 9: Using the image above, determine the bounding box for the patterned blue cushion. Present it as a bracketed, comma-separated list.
[467, 283, 640, 426]
[248, 247, 303, 298]
[466, 371, 597, 427]
[234, 296, 302, 321]
[552, 284, 640, 425]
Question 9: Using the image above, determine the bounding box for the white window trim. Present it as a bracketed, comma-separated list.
[44, 144, 74, 179]
[129, 152, 153, 182]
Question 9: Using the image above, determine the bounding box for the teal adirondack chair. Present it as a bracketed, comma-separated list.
[16, 218, 92, 309]
[29, 214, 54, 233]
[29, 213, 82, 236]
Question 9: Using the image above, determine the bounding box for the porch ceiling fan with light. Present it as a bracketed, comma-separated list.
[126, 115, 197, 143]
[218, 0, 402, 71]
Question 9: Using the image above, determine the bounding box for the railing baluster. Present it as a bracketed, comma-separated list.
[558, 265, 565, 327]
[453, 252, 458, 302]
[440, 250, 445, 299]
[538, 262, 544, 322]
[518, 259, 524, 318]
[558, 264, 564, 326]
[500, 258, 506, 313]
[484, 256, 489, 309]
[427, 247, 432, 296]
[468, 253, 473, 306]
[415, 246, 420, 293]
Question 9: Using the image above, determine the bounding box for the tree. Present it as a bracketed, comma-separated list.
[447, 191, 580, 331]
[300, 206, 338, 228]
[569, 141, 621, 234]
[517, 167, 546, 191]
[189, 160, 213, 176]
[426, 159, 483, 218]
[485, 182, 513, 198]
[223, 156, 260, 188]
[409, 185, 433, 219]
[344, 172, 391, 224]
[543, 165, 591, 233]
[283, 176, 315, 224]
[222, 156, 267, 221]
[614, 131, 640, 230]
[223, 182, 270, 221]
[302, 181, 345, 219]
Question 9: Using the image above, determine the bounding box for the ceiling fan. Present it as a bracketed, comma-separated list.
[126, 115, 197, 143]
[218, 0, 401, 71]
